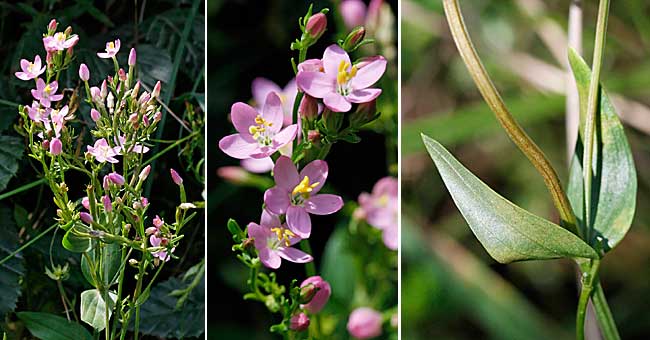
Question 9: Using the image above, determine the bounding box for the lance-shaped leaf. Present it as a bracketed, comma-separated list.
[567, 49, 636, 251]
[422, 134, 597, 263]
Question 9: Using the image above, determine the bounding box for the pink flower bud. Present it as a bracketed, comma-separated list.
[128, 48, 137, 66]
[142, 114, 150, 127]
[347, 307, 383, 339]
[152, 81, 162, 98]
[80, 212, 93, 224]
[79, 63, 89, 81]
[299, 94, 318, 120]
[170, 169, 183, 186]
[129, 113, 139, 124]
[153, 215, 164, 228]
[100, 80, 108, 98]
[132, 201, 142, 210]
[139, 165, 151, 181]
[217, 166, 250, 185]
[90, 108, 100, 122]
[81, 196, 90, 210]
[48, 19, 57, 31]
[140, 197, 149, 207]
[118, 68, 126, 81]
[107, 172, 125, 186]
[102, 195, 112, 212]
[102, 175, 110, 190]
[49, 138, 62, 155]
[307, 130, 321, 143]
[145, 227, 157, 235]
[306, 13, 327, 40]
[153, 111, 162, 122]
[340, 0, 367, 29]
[132, 81, 140, 98]
[138, 92, 150, 104]
[300, 276, 331, 313]
[290, 313, 310, 332]
[42, 140, 50, 150]
[90, 87, 101, 102]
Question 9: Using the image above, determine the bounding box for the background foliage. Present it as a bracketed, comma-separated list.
[402, 0, 650, 339]
[0, 1, 205, 338]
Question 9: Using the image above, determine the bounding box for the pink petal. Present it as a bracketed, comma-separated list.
[287, 206, 312, 238]
[278, 247, 313, 264]
[230, 102, 259, 137]
[374, 177, 398, 196]
[251, 77, 282, 106]
[241, 157, 274, 173]
[323, 45, 350, 77]
[299, 160, 328, 194]
[247, 223, 266, 242]
[262, 92, 284, 133]
[305, 194, 343, 215]
[264, 187, 291, 215]
[350, 56, 387, 89]
[15, 72, 31, 81]
[296, 71, 335, 99]
[347, 88, 382, 104]
[218, 134, 259, 159]
[382, 225, 398, 250]
[259, 247, 281, 269]
[260, 209, 281, 228]
[323, 92, 352, 112]
[273, 156, 300, 190]
[272, 124, 298, 149]
[20, 59, 30, 71]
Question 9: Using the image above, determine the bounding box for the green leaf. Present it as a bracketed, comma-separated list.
[321, 227, 357, 303]
[567, 49, 637, 251]
[133, 276, 204, 338]
[0, 135, 25, 192]
[421, 134, 598, 263]
[17, 312, 92, 340]
[62, 223, 92, 253]
[0, 206, 25, 318]
[80, 289, 117, 331]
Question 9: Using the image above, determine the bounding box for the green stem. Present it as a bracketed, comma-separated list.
[576, 260, 600, 340]
[592, 280, 621, 340]
[0, 178, 47, 201]
[0, 223, 57, 266]
[582, 0, 610, 244]
[141, 131, 200, 167]
[441, 0, 578, 233]
[300, 240, 316, 277]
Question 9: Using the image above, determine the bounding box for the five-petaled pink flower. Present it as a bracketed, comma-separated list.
[264, 156, 343, 238]
[27, 102, 49, 123]
[43, 32, 79, 52]
[219, 92, 298, 159]
[357, 177, 398, 250]
[149, 234, 174, 262]
[296, 44, 386, 112]
[97, 39, 121, 58]
[87, 138, 120, 163]
[31, 79, 63, 107]
[247, 209, 313, 269]
[15, 55, 46, 81]
[252, 77, 297, 126]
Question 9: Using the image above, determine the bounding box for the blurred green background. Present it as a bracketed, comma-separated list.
[401, 0, 650, 339]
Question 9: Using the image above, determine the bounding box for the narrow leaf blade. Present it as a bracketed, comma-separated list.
[422, 134, 597, 263]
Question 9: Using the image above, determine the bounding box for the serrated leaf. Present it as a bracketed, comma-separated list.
[567, 49, 636, 251]
[80, 289, 117, 331]
[422, 135, 598, 263]
[17, 312, 92, 340]
[0, 135, 25, 192]
[0, 206, 25, 318]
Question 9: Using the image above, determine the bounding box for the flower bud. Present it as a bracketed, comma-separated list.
[153, 111, 162, 122]
[49, 138, 62, 155]
[300, 276, 331, 313]
[347, 307, 383, 339]
[132, 81, 141, 98]
[80, 212, 93, 224]
[103, 175, 110, 190]
[217, 166, 251, 185]
[118, 68, 127, 82]
[342, 26, 366, 51]
[79, 63, 89, 82]
[90, 87, 101, 102]
[132, 201, 143, 210]
[102, 195, 112, 212]
[322, 109, 343, 132]
[42, 140, 50, 150]
[107, 172, 125, 186]
[340, 0, 367, 29]
[48, 19, 57, 32]
[138, 92, 150, 104]
[307, 130, 321, 143]
[129, 113, 139, 126]
[142, 114, 150, 127]
[139, 165, 151, 181]
[170, 169, 183, 186]
[145, 226, 157, 235]
[81, 196, 90, 210]
[179, 203, 197, 210]
[299, 94, 318, 121]
[152, 81, 162, 99]
[128, 48, 137, 66]
[349, 99, 378, 128]
[64, 26, 72, 37]
[101, 80, 108, 98]
[306, 13, 327, 40]
[90, 108, 100, 122]
[107, 92, 115, 111]
[290, 313, 310, 332]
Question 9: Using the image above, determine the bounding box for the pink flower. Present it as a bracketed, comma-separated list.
[290, 313, 310, 331]
[43, 32, 78, 52]
[247, 210, 313, 269]
[219, 92, 298, 159]
[49, 138, 62, 155]
[31, 79, 64, 107]
[114, 135, 149, 154]
[300, 276, 331, 313]
[170, 169, 183, 186]
[149, 234, 174, 262]
[264, 156, 343, 238]
[87, 138, 120, 163]
[39, 105, 71, 138]
[251, 77, 297, 126]
[358, 177, 398, 250]
[97, 39, 121, 58]
[27, 102, 49, 123]
[107, 172, 125, 186]
[347, 307, 383, 339]
[340, 0, 367, 29]
[296, 45, 386, 112]
[153, 215, 164, 228]
[79, 63, 90, 81]
[15, 55, 45, 81]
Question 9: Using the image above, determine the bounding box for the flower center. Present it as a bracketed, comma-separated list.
[248, 115, 274, 146]
[270, 227, 296, 247]
[27, 63, 34, 72]
[108, 42, 115, 50]
[291, 176, 319, 205]
[336, 60, 357, 96]
[44, 84, 51, 94]
[377, 194, 389, 207]
[55, 33, 65, 42]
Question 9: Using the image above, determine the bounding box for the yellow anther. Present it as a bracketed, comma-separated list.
[292, 176, 320, 196]
[350, 66, 358, 78]
[336, 61, 356, 85]
[108, 42, 115, 49]
[271, 227, 296, 247]
[378, 194, 389, 207]
[44, 84, 51, 94]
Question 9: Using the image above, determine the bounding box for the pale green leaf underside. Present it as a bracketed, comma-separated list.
[17, 312, 92, 340]
[422, 135, 597, 263]
[567, 48, 636, 251]
[80, 289, 117, 331]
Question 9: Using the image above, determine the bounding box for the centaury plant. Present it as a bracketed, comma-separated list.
[422, 1, 632, 339]
[13, 19, 200, 340]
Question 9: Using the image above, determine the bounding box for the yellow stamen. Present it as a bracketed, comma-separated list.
[336, 60, 357, 85]
[292, 176, 320, 196]
[44, 84, 51, 94]
[270, 227, 296, 247]
[108, 42, 115, 49]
